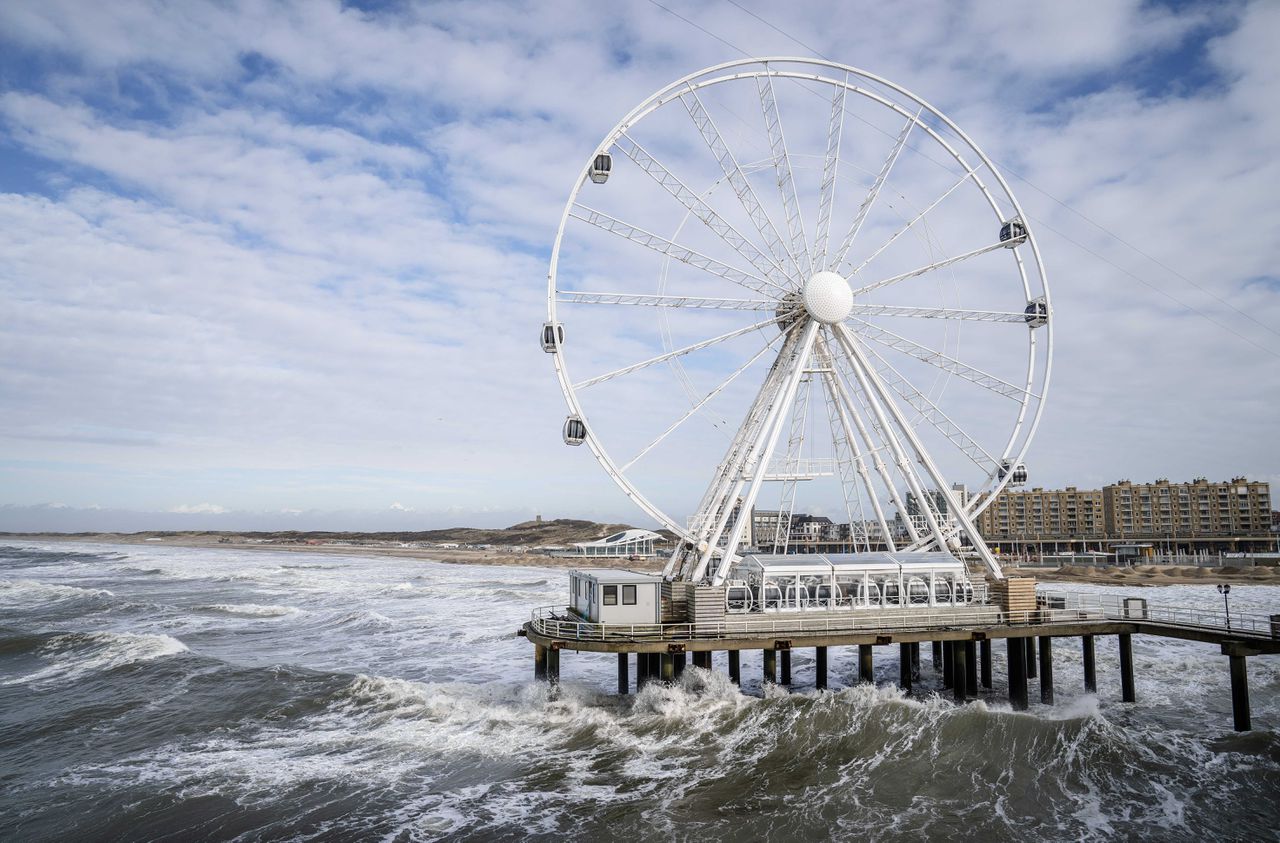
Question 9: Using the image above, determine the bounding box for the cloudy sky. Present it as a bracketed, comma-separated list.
[1, 0, 1277, 532]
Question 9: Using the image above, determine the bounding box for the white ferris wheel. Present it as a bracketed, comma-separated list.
[544, 58, 1051, 586]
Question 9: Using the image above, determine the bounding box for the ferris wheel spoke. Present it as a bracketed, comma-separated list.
[570, 204, 778, 297]
[848, 240, 1011, 299]
[619, 333, 784, 473]
[756, 69, 811, 279]
[843, 163, 980, 277]
[848, 303, 1028, 323]
[828, 108, 921, 272]
[860, 340, 1001, 471]
[812, 75, 848, 271]
[850, 318, 1035, 401]
[679, 84, 804, 285]
[573, 315, 783, 390]
[613, 133, 791, 290]
[558, 291, 777, 311]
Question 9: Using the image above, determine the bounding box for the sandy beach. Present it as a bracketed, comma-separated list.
[7, 533, 1277, 584]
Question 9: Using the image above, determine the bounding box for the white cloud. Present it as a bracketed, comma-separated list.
[0, 1, 1275, 532]
[169, 503, 229, 515]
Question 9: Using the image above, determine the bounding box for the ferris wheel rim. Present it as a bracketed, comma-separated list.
[546, 57, 1052, 545]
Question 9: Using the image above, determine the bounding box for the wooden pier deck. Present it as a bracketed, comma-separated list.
[520, 589, 1280, 731]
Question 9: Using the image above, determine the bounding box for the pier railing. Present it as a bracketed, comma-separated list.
[530, 591, 1277, 643]
[527, 603, 1104, 643]
[1037, 590, 1275, 637]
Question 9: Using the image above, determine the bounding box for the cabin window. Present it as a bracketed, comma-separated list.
[622, 585, 637, 605]
[603, 585, 618, 605]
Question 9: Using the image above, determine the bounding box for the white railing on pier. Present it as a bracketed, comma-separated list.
[1038, 590, 1275, 637]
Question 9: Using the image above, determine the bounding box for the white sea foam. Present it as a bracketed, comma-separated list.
[195, 603, 301, 618]
[0, 579, 114, 606]
[3, 631, 189, 687]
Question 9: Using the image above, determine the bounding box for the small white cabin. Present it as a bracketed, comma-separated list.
[569, 568, 662, 623]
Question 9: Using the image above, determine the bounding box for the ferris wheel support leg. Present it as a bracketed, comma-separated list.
[709, 322, 820, 586]
[824, 337, 914, 548]
[678, 331, 798, 579]
[816, 334, 896, 551]
[686, 329, 806, 582]
[834, 324, 1005, 580]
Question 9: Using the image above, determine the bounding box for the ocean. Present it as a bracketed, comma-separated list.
[2, 542, 1278, 841]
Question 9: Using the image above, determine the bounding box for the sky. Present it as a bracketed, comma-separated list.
[1, 0, 1277, 532]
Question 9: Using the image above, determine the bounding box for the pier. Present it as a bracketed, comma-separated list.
[522, 586, 1280, 732]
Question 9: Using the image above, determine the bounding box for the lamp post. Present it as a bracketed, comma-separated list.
[1217, 583, 1232, 632]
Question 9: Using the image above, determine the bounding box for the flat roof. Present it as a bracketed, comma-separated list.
[570, 568, 665, 583]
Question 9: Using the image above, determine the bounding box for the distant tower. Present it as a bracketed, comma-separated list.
[536, 511, 543, 523]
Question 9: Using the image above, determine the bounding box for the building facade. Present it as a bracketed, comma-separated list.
[976, 477, 1272, 555]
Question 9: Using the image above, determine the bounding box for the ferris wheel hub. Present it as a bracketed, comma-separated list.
[802, 270, 854, 324]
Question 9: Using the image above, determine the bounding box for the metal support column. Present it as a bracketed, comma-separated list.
[910, 642, 921, 681]
[780, 650, 792, 685]
[547, 647, 560, 685]
[763, 649, 777, 685]
[1082, 635, 1096, 693]
[980, 639, 992, 689]
[1025, 636, 1038, 679]
[534, 644, 547, 681]
[815, 647, 828, 690]
[1229, 654, 1251, 732]
[931, 640, 942, 671]
[899, 643, 912, 694]
[953, 641, 968, 702]
[729, 650, 741, 685]
[693, 651, 711, 670]
[618, 653, 629, 695]
[942, 641, 954, 688]
[859, 644, 874, 684]
[673, 653, 686, 679]
[660, 653, 675, 683]
[1039, 637, 1054, 705]
[1119, 634, 1135, 703]
[1008, 638, 1028, 711]
[964, 641, 978, 699]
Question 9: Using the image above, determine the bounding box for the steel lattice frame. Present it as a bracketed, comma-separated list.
[546, 58, 1052, 585]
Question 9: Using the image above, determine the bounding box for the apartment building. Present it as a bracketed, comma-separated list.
[1103, 477, 1272, 542]
[975, 486, 1106, 550]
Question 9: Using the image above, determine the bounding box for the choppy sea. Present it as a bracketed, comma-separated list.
[2, 542, 1279, 842]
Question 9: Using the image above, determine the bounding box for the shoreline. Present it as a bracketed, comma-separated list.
[5, 534, 1277, 584]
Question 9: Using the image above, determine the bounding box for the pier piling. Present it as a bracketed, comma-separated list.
[953, 642, 969, 702]
[1039, 637, 1054, 705]
[859, 644, 874, 684]
[546, 647, 560, 684]
[763, 648, 777, 685]
[965, 641, 978, 699]
[673, 653, 686, 679]
[534, 644, 548, 681]
[1119, 633, 1136, 703]
[932, 641, 943, 672]
[816, 647, 828, 690]
[899, 643, 912, 694]
[910, 642, 921, 681]
[780, 650, 792, 685]
[618, 653, 629, 694]
[1228, 652, 1252, 732]
[942, 641, 954, 688]
[1008, 638, 1028, 711]
[1025, 636, 1038, 680]
[660, 654, 674, 683]
[729, 650, 741, 685]
[980, 639, 992, 689]
[1082, 635, 1096, 693]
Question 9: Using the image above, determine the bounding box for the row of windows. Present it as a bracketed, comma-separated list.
[602, 584, 637, 606]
